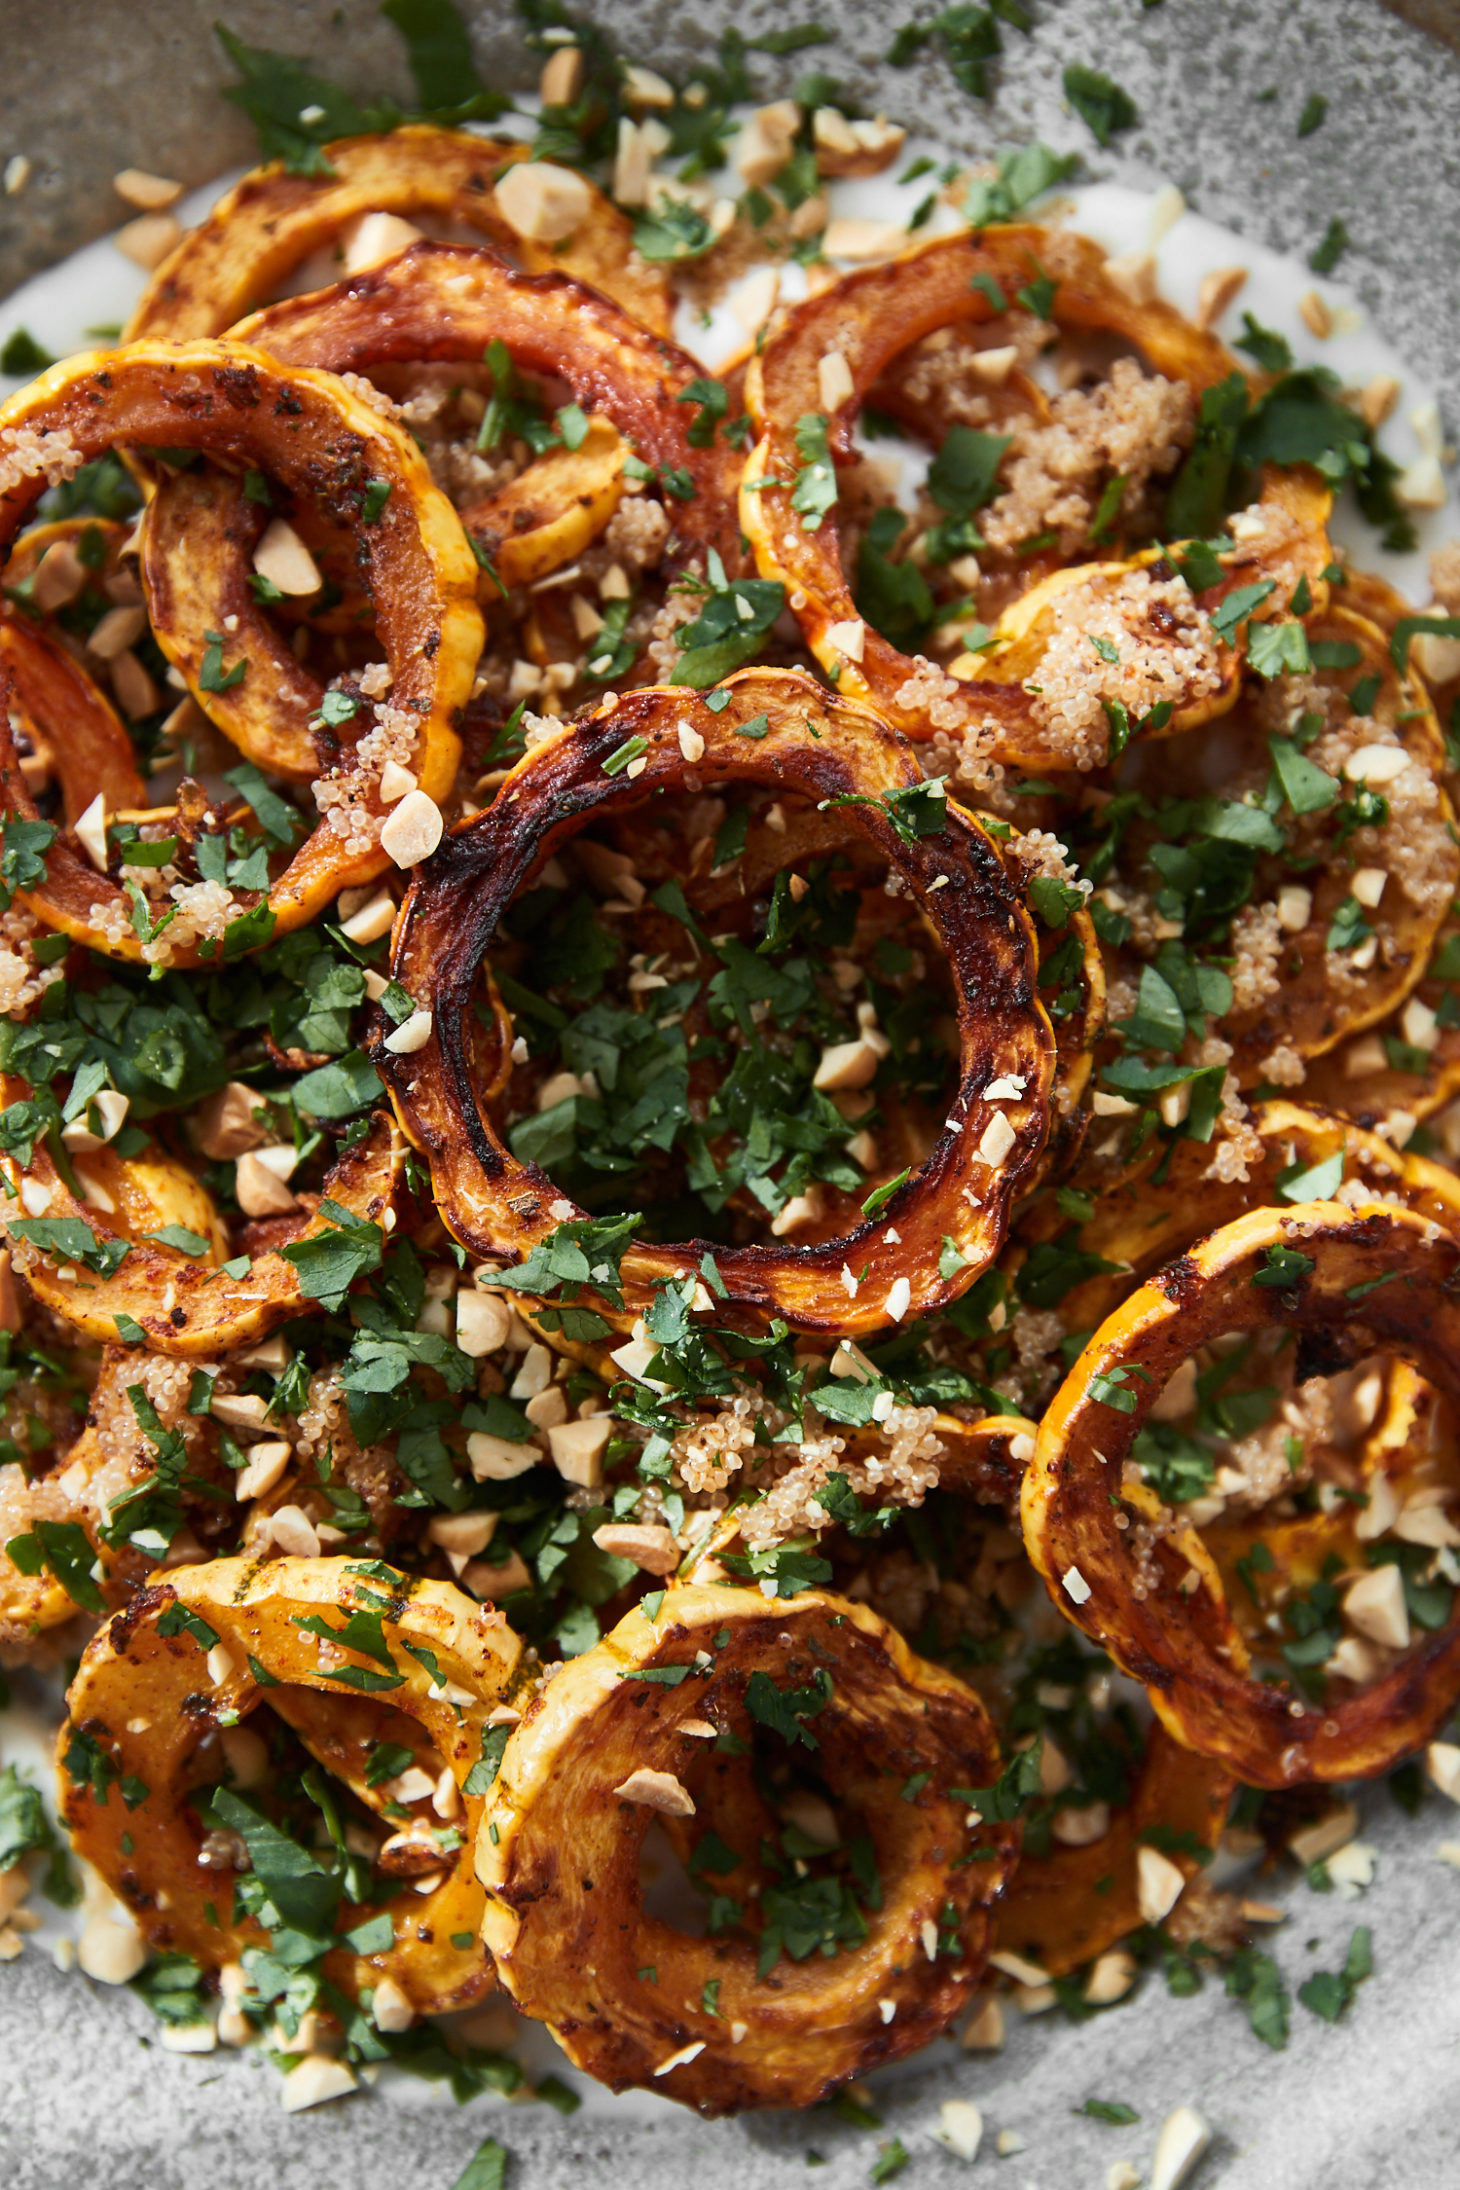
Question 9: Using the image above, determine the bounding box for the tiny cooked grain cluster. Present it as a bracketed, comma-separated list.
[0, 22, 1457, 2135]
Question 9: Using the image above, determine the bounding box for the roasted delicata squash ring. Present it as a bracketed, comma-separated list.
[227, 240, 745, 568]
[478, 1583, 1014, 2113]
[0, 341, 480, 962]
[1, 1103, 405, 1355]
[59, 1556, 520, 2014]
[0, 613, 146, 820]
[1197, 1362, 1451, 1685]
[1023, 1201, 1460, 1785]
[741, 228, 1332, 766]
[997, 825, 1106, 1149]
[1303, 901, 1460, 1132]
[379, 668, 1056, 1337]
[0, 1344, 239, 1635]
[927, 1410, 1038, 1513]
[1111, 603, 1457, 1084]
[468, 413, 630, 590]
[126, 126, 673, 343]
[139, 241, 747, 714]
[995, 1725, 1232, 1978]
[1037, 1097, 1460, 1336]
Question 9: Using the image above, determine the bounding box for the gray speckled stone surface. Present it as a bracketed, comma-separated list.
[4, 2, 1460, 2184]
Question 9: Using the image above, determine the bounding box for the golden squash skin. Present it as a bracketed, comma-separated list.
[59, 1555, 522, 2015]
[478, 1583, 1016, 2114]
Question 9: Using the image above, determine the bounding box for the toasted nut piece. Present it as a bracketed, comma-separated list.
[818, 349, 855, 412]
[1150, 2107, 1211, 2190]
[987, 1948, 1050, 1986]
[339, 889, 397, 943]
[455, 1289, 511, 1356]
[219, 1725, 269, 1790]
[1343, 743, 1410, 786]
[978, 1111, 1017, 1167]
[1298, 288, 1333, 338]
[262, 1505, 320, 1558]
[1359, 373, 1401, 430]
[115, 213, 182, 269]
[812, 109, 906, 178]
[509, 1342, 552, 1397]
[74, 793, 109, 873]
[280, 2056, 358, 2112]
[736, 100, 800, 188]
[960, 1993, 1004, 2050]
[1409, 603, 1460, 685]
[253, 517, 322, 597]
[935, 2100, 983, 2161]
[87, 604, 147, 662]
[61, 1088, 129, 1153]
[340, 209, 424, 273]
[1396, 453, 1447, 509]
[114, 168, 183, 210]
[547, 1414, 612, 1487]
[380, 789, 444, 868]
[1051, 1800, 1110, 1846]
[969, 344, 1018, 386]
[613, 1767, 695, 1815]
[234, 1440, 292, 1502]
[771, 1186, 825, 1238]
[378, 760, 419, 804]
[427, 1511, 499, 1572]
[1277, 883, 1313, 931]
[109, 649, 159, 719]
[732, 265, 781, 335]
[1136, 1844, 1186, 1924]
[382, 1009, 433, 1055]
[211, 1393, 271, 1430]
[623, 63, 674, 108]
[822, 217, 909, 263]
[1104, 249, 1158, 306]
[813, 1037, 881, 1092]
[1343, 1564, 1409, 1650]
[464, 1551, 532, 1598]
[1083, 1948, 1137, 2005]
[30, 538, 88, 612]
[591, 1522, 680, 1574]
[467, 1431, 540, 1481]
[78, 1906, 147, 1984]
[1344, 1032, 1388, 1077]
[1425, 1740, 1460, 1802]
[371, 1975, 416, 2032]
[1287, 1801, 1359, 1866]
[493, 161, 594, 243]
[540, 44, 585, 105]
[235, 1151, 300, 1218]
[191, 1080, 267, 1159]
[524, 1386, 567, 1430]
[1195, 265, 1247, 331]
